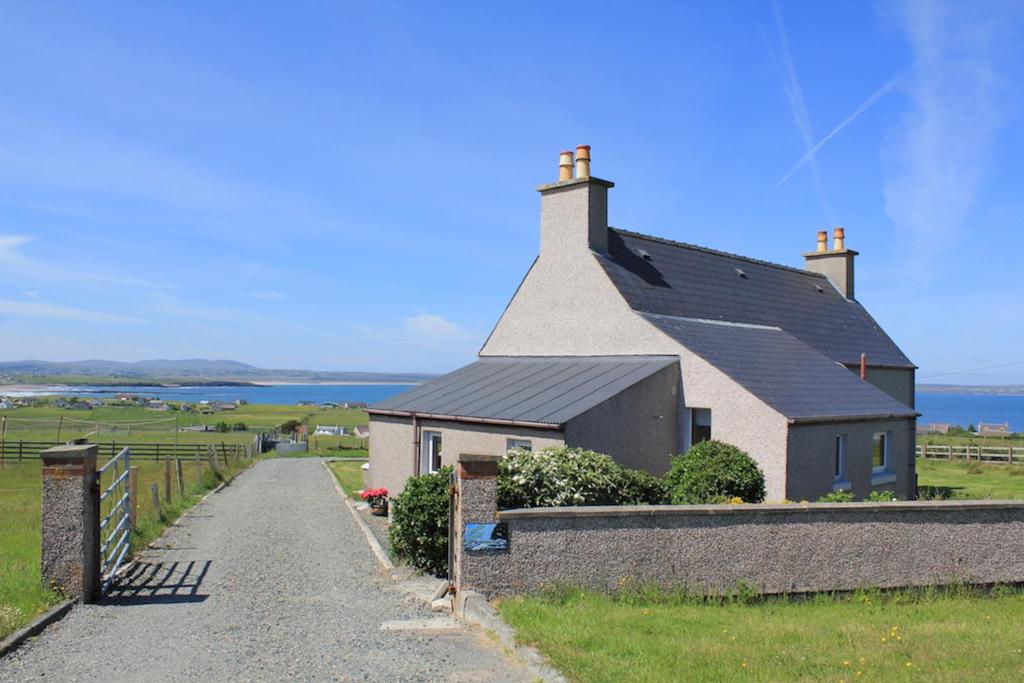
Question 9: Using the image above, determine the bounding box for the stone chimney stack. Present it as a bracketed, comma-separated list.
[804, 227, 857, 299]
[537, 145, 613, 259]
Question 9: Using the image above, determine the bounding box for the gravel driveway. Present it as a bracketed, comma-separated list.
[0, 458, 532, 682]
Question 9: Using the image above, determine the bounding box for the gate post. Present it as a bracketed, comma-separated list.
[40, 443, 100, 603]
[454, 454, 501, 597]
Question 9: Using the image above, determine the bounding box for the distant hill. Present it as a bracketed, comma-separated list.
[0, 359, 434, 384]
[917, 384, 1024, 395]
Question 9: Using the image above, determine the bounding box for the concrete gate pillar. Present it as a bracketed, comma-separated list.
[40, 443, 100, 603]
[454, 453, 501, 597]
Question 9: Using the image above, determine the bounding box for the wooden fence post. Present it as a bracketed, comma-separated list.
[164, 459, 173, 504]
[128, 466, 138, 528]
[150, 483, 161, 519]
[195, 450, 202, 486]
[175, 458, 184, 496]
[207, 445, 216, 473]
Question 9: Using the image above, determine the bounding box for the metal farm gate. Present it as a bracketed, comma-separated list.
[98, 447, 133, 594]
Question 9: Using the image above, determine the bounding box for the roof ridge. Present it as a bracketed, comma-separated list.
[609, 227, 825, 278]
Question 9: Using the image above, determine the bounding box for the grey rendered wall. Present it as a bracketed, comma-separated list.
[367, 413, 565, 495]
[861, 366, 916, 408]
[786, 418, 916, 501]
[564, 363, 681, 475]
[460, 501, 1024, 598]
[367, 414, 415, 495]
[419, 419, 565, 472]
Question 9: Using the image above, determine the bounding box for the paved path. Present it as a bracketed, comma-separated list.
[0, 459, 532, 682]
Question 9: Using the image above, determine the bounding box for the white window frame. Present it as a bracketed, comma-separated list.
[421, 430, 443, 474]
[871, 431, 891, 474]
[506, 438, 532, 452]
[833, 433, 849, 490]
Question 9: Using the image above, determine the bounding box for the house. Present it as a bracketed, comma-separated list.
[978, 422, 1011, 437]
[0, 398, 13, 410]
[916, 422, 951, 435]
[148, 399, 170, 411]
[313, 425, 346, 436]
[320, 401, 339, 409]
[367, 147, 918, 501]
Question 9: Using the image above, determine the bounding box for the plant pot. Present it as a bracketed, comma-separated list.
[370, 502, 388, 516]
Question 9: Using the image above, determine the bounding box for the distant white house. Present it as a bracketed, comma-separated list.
[313, 425, 346, 436]
[978, 422, 1011, 437]
[148, 400, 171, 411]
[0, 398, 14, 410]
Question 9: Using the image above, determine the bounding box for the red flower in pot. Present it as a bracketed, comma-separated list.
[360, 487, 389, 515]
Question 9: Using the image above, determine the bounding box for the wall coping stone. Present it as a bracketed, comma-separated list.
[498, 500, 1024, 520]
[458, 453, 503, 464]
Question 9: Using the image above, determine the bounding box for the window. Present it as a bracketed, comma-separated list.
[872, 432, 890, 472]
[834, 434, 847, 481]
[691, 408, 712, 445]
[421, 430, 442, 474]
[506, 438, 532, 452]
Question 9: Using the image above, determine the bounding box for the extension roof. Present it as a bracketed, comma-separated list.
[641, 313, 916, 422]
[368, 355, 677, 427]
[600, 229, 913, 368]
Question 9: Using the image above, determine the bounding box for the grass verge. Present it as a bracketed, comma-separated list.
[326, 459, 366, 498]
[499, 585, 1024, 682]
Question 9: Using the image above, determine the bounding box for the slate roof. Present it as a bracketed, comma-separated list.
[599, 229, 913, 368]
[369, 356, 678, 426]
[642, 313, 916, 422]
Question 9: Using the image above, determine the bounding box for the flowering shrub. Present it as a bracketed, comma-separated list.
[360, 487, 389, 506]
[498, 447, 668, 509]
[388, 468, 450, 576]
[663, 440, 766, 504]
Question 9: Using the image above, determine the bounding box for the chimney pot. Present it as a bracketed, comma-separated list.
[816, 230, 828, 253]
[833, 227, 845, 251]
[575, 145, 591, 179]
[558, 150, 574, 182]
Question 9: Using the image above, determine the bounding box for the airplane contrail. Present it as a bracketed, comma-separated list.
[773, 77, 901, 190]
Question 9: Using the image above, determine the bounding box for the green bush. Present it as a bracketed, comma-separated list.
[388, 466, 451, 577]
[615, 467, 671, 505]
[865, 490, 898, 502]
[663, 440, 766, 504]
[818, 489, 855, 502]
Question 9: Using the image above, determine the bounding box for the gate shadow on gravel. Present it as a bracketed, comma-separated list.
[103, 560, 212, 605]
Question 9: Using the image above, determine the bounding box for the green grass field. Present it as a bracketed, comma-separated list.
[0, 452, 261, 640]
[917, 457, 1024, 499]
[500, 586, 1024, 683]
[326, 460, 366, 498]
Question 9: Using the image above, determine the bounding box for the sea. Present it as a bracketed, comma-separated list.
[916, 391, 1024, 432]
[2, 383, 412, 406]
[4, 384, 1023, 432]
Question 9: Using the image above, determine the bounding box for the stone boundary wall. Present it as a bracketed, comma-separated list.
[459, 496, 1024, 598]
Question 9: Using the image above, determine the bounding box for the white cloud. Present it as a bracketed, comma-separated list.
[882, 0, 1003, 273]
[405, 313, 464, 339]
[0, 298, 139, 323]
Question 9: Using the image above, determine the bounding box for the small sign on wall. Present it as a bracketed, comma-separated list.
[464, 522, 508, 551]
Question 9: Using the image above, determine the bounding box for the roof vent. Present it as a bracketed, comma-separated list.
[735, 267, 747, 279]
[636, 248, 652, 261]
[815, 284, 824, 293]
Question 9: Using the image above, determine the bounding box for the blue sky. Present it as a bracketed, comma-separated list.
[1, 1, 1022, 383]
